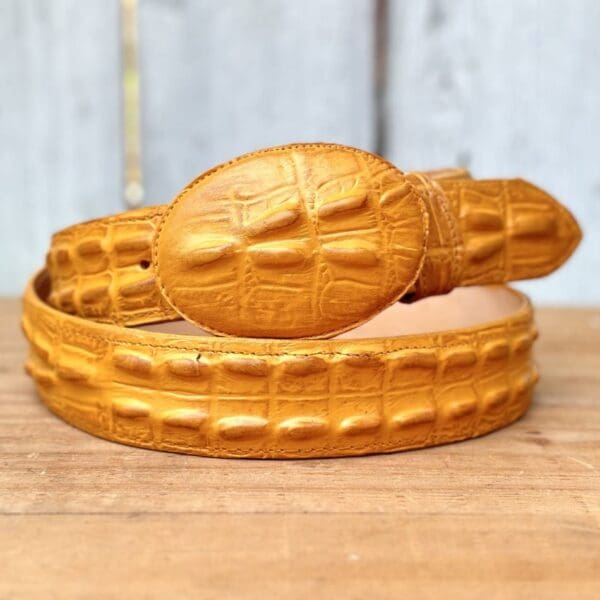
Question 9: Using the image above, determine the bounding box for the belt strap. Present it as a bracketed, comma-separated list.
[23, 275, 539, 458]
[45, 144, 579, 336]
[22, 143, 580, 458]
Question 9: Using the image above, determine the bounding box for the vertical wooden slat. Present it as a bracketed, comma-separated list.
[138, 0, 376, 203]
[385, 0, 600, 303]
[0, 0, 123, 295]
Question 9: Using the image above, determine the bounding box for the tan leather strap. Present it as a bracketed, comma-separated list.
[23, 273, 538, 458]
[44, 144, 580, 335]
[22, 143, 581, 459]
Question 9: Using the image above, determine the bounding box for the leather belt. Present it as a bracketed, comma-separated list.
[22, 143, 581, 458]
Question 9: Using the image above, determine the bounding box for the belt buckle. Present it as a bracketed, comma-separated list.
[154, 143, 428, 338]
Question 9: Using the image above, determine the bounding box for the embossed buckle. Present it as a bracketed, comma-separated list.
[154, 143, 428, 338]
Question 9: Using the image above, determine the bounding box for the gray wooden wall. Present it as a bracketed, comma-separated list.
[2, 0, 599, 304]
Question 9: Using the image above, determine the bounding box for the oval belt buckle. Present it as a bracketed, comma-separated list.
[154, 143, 429, 339]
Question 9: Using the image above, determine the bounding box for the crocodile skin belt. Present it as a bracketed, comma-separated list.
[22, 143, 581, 458]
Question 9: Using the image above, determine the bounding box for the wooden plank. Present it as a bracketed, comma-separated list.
[385, 0, 600, 304]
[1, 515, 598, 599]
[1, 298, 599, 596]
[0, 0, 123, 295]
[138, 0, 376, 203]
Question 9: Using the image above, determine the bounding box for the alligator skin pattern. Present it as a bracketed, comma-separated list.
[44, 144, 581, 337]
[23, 275, 539, 459]
[23, 143, 582, 458]
[437, 177, 581, 285]
[46, 206, 178, 326]
[155, 145, 429, 338]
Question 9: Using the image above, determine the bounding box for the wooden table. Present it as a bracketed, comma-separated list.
[1, 299, 598, 598]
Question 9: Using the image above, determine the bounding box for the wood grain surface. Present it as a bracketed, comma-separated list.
[0, 298, 598, 598]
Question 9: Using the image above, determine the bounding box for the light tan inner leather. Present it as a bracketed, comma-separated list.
[138, 286, 525, 340]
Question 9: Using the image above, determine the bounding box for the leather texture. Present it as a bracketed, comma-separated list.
[155, 144, 428, 338]
[22, 142, 582, 458]
[44, 144, 581, 338]
[23, 275, 539, 458]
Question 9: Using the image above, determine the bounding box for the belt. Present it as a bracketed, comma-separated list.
[22, 143, 581, 458]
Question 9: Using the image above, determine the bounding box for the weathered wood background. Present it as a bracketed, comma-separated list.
[2, 0, 598, 302]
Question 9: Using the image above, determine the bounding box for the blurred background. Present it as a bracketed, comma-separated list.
[1, 0, 598, 302]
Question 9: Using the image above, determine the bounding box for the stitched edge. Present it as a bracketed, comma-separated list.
[51, 208, 166, 242]
[38, 386, 533, 456]
[24, 273, 534, 357]
[432, 178, 464, 291]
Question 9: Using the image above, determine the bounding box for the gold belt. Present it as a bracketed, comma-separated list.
[22, 143, 581, 458]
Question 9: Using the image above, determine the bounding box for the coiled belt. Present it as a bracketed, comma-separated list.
[22, 143, 581, 458]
